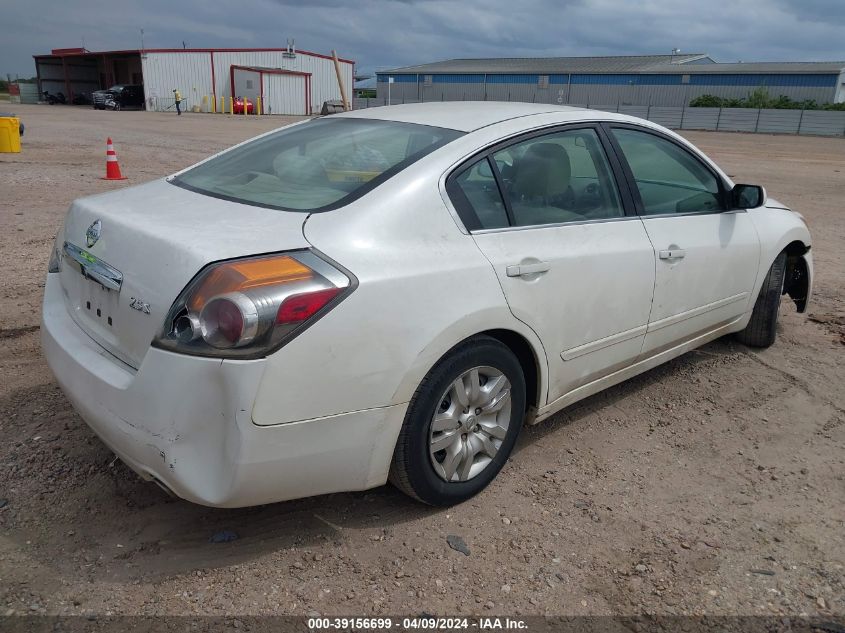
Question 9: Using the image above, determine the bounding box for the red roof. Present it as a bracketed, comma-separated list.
[35, 47, 354, 64]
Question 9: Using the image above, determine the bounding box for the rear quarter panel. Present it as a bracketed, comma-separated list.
[250, 149, 547, 426]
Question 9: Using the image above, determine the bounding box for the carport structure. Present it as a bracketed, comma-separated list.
[34, 48, 142, 101]
[230, 65, 311, 115]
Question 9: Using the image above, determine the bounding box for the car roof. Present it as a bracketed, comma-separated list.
[337, 101, 607, 132]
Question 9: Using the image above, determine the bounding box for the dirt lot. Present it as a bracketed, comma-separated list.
[0, 104, 843, 619]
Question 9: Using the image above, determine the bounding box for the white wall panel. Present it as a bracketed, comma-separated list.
[211, 51, 351, 114]
[233, 68, 261, 102]
[141, 52, 213, 111]
[264, 73, 307, 115]
[140, 50, 351, 113]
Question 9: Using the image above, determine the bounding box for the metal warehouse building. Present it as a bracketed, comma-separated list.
[376, 54, 845, 107]
[33, 46, 354, 115]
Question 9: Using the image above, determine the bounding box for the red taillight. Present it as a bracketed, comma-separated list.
[203, 298, 244, 344]
[277, 288, 341, 324]
[156, 250, 353, 359]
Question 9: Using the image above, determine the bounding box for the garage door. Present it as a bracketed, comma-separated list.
[263, 72, 308, 116]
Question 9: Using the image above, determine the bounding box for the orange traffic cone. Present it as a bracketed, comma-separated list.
[102, 137, 128, 180]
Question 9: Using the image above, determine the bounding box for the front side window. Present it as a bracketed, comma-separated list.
[611, 128, 723, 215]
[173, 118, 462, 212]
[492, 128, 623, 227]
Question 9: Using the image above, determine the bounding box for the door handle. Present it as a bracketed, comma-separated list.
[658, 249, 686, 260]
[506, 261, 551, 277]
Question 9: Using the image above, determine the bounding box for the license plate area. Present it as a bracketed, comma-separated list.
[59, 243, 127, 352]
[78, 278, 121, 329]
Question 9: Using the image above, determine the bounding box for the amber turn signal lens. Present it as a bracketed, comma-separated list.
[188, 256, 313, 312]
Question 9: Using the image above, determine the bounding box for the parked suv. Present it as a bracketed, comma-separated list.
[92, 85, 144, 111]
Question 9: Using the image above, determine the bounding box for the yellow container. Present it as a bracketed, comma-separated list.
[0, 117, 21, 153]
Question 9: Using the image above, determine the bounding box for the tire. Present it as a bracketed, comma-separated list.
[736, 251, 787, 348]
[389, 336, 526, 506]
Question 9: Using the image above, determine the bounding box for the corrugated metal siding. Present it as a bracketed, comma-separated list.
[486, 74, 538, 84]
[377, 74, 417, 83]
[352, 96, 845, 136]
[756, 109, 803, 134]
[264, 73, 307, 115]
[798, 111, 845, 135]
[618, 105, 650, 120]
[486, 83, 547, 103]
[716, 108, 760, 132]
[142, 50, 351, 113]
[570, 74, 683, 85]
[384, 82, 420, 104]
[688, 73, 837, 87]
[142, 52, 212, 111]
[212, 51, 351, 113]
[376, 72, 839, 106]
[646, 107, 684, 128]
[680, 107, 721, 130]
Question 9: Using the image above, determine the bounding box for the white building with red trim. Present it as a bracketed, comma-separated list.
[33, 47, 354, 115]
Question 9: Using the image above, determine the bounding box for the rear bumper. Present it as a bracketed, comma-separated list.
[41, 273, 407, 507]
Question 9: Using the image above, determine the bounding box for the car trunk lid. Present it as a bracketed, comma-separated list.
[58, 178, 310, 368]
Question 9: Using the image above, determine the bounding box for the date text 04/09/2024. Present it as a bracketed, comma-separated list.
[307, 616, 529, 630]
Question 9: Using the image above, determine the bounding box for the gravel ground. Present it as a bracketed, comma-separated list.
[0, 104, 843, 618]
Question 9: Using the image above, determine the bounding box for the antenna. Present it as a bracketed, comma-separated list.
[284, 38, 296, 58]
[140, 29, 144, 51]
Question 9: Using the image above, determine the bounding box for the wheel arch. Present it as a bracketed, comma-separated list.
[747, 208, 812, 316]
[480, 328, 542, 422]
[390, 316, 549, 419]
[783, 239, 811, 313]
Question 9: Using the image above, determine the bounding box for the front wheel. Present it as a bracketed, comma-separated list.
[389, 336, 526, 506]
[736, 252, 787, 348]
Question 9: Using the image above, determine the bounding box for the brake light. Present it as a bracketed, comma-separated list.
[277, 288, 341, 324]
[154, 250, 353, 359]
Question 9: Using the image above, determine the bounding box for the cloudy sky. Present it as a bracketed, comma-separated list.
[3, 0, 844, 78]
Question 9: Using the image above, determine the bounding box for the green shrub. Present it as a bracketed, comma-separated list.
[689, 88, 842, 110]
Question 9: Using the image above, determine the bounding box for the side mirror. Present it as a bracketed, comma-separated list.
[730, 184, 766, 210]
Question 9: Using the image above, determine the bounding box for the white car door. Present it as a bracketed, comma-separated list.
[446, 125, 656, 405]
[606, 125, 761, 356]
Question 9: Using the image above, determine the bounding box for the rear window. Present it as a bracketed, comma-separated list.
[171, 117, 463, 212]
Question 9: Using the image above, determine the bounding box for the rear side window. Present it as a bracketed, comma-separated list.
[173, 118, 463, 212]
[447, 127, 624, 231]
[493, 128, 623, 226]
[611, 128, 723, 215]
[447, 158, 509, 230]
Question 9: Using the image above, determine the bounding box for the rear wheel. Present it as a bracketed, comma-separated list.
[389, 336, 526, 506]
[736, 252, 787, 348]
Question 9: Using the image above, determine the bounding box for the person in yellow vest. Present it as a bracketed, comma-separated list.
[172, 89, 182, 115]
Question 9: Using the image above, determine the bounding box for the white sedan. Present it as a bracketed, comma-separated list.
[42, 103, 812, 507]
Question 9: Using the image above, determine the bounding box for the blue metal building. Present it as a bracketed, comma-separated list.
[376, 54, 845, 107]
